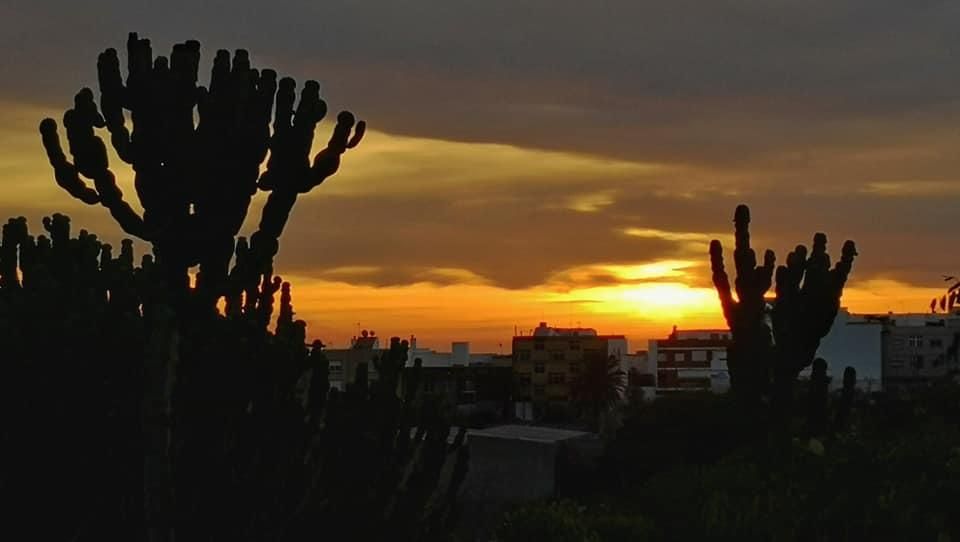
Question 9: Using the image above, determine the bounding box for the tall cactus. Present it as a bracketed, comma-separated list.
[4, 34, 467, 541]
[39, 33, 364, 306]
[710, 204, 857, 409]
[710, 205, 775, 402]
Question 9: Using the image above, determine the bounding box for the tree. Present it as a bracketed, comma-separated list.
[571, 355, 625, 430]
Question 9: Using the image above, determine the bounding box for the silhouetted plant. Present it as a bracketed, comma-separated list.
[930, 274, 960, 313]
[39, 32, 365, 307]
[0, 215, 467, 541]
[571, 355, 625, 431]
[3, 33, 466, 542]
[710, 204, 857, 412]
[807, 358, 830, 436]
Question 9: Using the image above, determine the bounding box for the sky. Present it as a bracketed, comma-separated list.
[0, 1, 956, 351]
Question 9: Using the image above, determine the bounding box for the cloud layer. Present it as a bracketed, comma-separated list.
[1, 1, 958, 347]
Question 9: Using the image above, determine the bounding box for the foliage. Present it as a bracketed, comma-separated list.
[571, 355, 625, 430]
[497, 500, 658, 542]
[526, 383, 960, 541]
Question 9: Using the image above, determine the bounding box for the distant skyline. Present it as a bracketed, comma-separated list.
[0, 1, 954, 350]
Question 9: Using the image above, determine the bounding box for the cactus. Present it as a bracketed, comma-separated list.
[832, 366, 857, 433]
[0, 216, 467, 541]
[5, 33, 465, 542]
[39, 33, 365, 307]
[806, 358, 829, 436]
[710, 204, 857, 410]
[709, 204, 775, 402]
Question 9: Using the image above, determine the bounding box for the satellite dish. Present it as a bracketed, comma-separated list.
[361, 330, 369, 338]
[370, 330, 376, 337]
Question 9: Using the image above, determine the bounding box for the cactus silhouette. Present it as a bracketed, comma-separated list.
[7, 34, 465, 542]
[711, 204, 857, 410]
[39, 32, 365, 307]
[710, 205, 775, 403]
[0, 216, 467, 541]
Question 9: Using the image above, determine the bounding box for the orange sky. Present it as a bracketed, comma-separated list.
[1, 100, 947, 353]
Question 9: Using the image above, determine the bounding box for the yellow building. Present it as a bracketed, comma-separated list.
[512, 322, 627, 416]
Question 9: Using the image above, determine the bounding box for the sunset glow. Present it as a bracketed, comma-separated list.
[1, 67, 954, 354]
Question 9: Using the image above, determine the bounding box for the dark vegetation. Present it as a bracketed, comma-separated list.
[1, 34, 465, 542]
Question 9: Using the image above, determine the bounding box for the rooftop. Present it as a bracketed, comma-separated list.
[468, 424, 593, 443]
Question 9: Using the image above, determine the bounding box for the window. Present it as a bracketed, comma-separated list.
[548, 372, 566, 384]
[888, 359, 904, 369]
[517, 373, 532, 386]
[908, 336, 923, 348]
[569, 341, 581, 351]
[517, 350, 531, 361]
[534, 362, 545, 373]
[534, 384, 545, 396]
[569, 362, 581, 374]
[931, 338, 944, 348]
[710, 333, 720, 341]
[913, 355, 925, 369]
[534, 340, 545, 351]
[552, 351, 564, 361]
[691, 350, 708, 362]
[329, 362, 343, 374]
[674, 352, 686, 362]
[657, 353, 667, 362]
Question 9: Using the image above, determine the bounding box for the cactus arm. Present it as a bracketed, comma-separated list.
[39, 118, 101, 205]
[97, 48, 133, 163]
[710, 239, 736, 327]
[309, 112, 365, 189]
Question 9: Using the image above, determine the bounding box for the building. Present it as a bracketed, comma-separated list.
[405, 337, 512, 421]
[874, 311, 960, 391]
[457, 424, 601, 541]
[324, 330, 382, 391]
[622, 350, 656, 402]
[648, 309, 886, 398]
[649, 327, 731, 397]
[800, 308, 884, 391]
[512, 322, 628, 420]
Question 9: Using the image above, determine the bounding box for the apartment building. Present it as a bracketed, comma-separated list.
[512, 322, 628, 419]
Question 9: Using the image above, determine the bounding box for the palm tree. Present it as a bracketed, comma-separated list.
[571, 355, 625, 431]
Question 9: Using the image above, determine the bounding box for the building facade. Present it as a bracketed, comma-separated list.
[324, 331, 382, 391]
[649, 328, 731, 397]
[512, 322, 628, 419]
[875, 311, 960, 391]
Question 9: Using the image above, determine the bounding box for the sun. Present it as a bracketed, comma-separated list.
[545, 281, 720, 321]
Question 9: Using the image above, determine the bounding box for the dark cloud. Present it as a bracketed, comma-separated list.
[2, 1, 958, 293]
[6, 1, 960, 165]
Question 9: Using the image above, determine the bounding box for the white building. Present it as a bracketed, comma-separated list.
[802, 308, 883, 391]
[648, 328, 731, 397]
